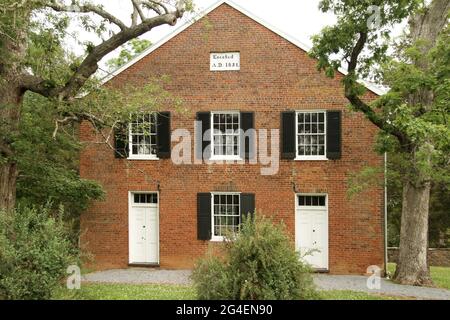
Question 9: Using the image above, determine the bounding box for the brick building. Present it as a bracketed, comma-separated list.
[80, 0, 386, 274]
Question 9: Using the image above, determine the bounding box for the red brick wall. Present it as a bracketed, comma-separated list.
[79, 3, 385, 274]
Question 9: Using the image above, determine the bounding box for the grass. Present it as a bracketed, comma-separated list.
[387, 263, 450, 290]
[54, 283, 399, 300]
[319, 290, 399, 300]
[54, 283, 197, 300]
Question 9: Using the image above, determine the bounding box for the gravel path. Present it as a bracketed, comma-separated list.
[82, 269, 192, 285]
[82, 269, 450, 300]
[313, 274, 450, 300]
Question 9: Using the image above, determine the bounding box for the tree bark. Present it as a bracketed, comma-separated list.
[0, 81, 22, 211]
[394, 179, 433, 286]
[393, 0, 449, 286]
[0, 162, 17, 211]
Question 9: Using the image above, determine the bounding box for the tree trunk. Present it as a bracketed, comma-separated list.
[0, 79, 23, 212]
[394, 180, 433, 286]
[0, 162, 17, 211]
[393, 0, 449, 286]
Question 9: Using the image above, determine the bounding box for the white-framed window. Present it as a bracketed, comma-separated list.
[297, 194, 326, 207]
[296, 111, 327, 160]
[210, 111, 241, 160]
[129, 113, 158, 160]
[132, 193, 158, 205]
[211, 193, 240, 241]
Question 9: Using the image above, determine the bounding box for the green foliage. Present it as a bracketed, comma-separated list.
[0, 205, 77, 300]
[311, 1, 450, 185]
[192, 216, 318, 300]
[107, 38, 152, 70]
[15, 92, 104, 214]
[310, 0, 422, 79]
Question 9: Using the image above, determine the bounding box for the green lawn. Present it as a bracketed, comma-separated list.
[54, 283, 399, 300]
[319, 290, 399, 300]
[387, 263, 450, 290]
[54, 283, 197, 300]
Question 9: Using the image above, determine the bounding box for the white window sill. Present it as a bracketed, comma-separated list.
[210, 236, 226, 242]
[127, 156, 160, 161]
[209, 156, 243, 162]
[295, 156, 328, 161]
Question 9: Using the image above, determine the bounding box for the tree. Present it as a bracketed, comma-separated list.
[0, 0, 192, 210]
[16, 92, 104, 215]
[107, 38, 152, 71]
[387, 158, 450, 248]
[310, 0, 450, 285]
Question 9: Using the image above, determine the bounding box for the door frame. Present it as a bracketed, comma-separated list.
[294, 193, 329, 271]
[128, 191, 160, 265]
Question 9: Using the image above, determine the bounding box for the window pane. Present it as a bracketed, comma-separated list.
[213, 194, 241, 237]
[297, 112, 326, 157]
[212, 113, 240, 157]
[130, 113, 157, 156]
[299, 196, 305, 206]
[305, 114, 310, 122]
[305, 196, 311, 206]
[298, 146, 305, 156]
[319, 113, 324, 122]
[319, 196, 325, 206]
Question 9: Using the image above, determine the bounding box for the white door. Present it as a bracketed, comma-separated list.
[295, 195, 328, 270]
[129, 193, 159, 264]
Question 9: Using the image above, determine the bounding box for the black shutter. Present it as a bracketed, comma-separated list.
[281, 111, 296, 160]
[197, 193, 212, 240]
[240, 193, 255, 222]
[157, 112, 171, 159]
[240, 112, 255, 160]
[196, 112, 211, 160]
[327, 111, 342, 160]
[114, 122, 129, 158]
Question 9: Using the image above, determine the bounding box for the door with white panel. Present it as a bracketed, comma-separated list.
[295, 195, 328, 270]
[129, 193, 159, 264]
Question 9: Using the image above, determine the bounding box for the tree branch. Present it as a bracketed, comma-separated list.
[345, 32, 411, 148]
[131, 0, 147, 23]
[143, 1, 169, 15]
[46, 1, 128, 31]
[23, 2, 186, 101]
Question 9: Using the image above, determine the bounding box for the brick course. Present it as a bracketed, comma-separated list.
[79, 3, 385, 274]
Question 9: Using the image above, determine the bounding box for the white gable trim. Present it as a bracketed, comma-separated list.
[101, 0, 386, 96]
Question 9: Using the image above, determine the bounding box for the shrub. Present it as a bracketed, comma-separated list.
[192, 215, 318, 300]
[0, 205, 76, 300]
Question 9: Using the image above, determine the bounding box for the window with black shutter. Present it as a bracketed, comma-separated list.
[326, 111, 342, 160]
[156, 112, 171, 159]
[240, 193, 255, 221]
[240, 112, 255, 160]
[114, 122, 129, 158]
[197, 193, 212, 241]
[281, 111, 296, 159]
[282, 110, 342, 161]
[196, 112, 211, 161]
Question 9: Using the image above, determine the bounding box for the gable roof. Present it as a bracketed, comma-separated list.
[101, 0, 386, 96]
